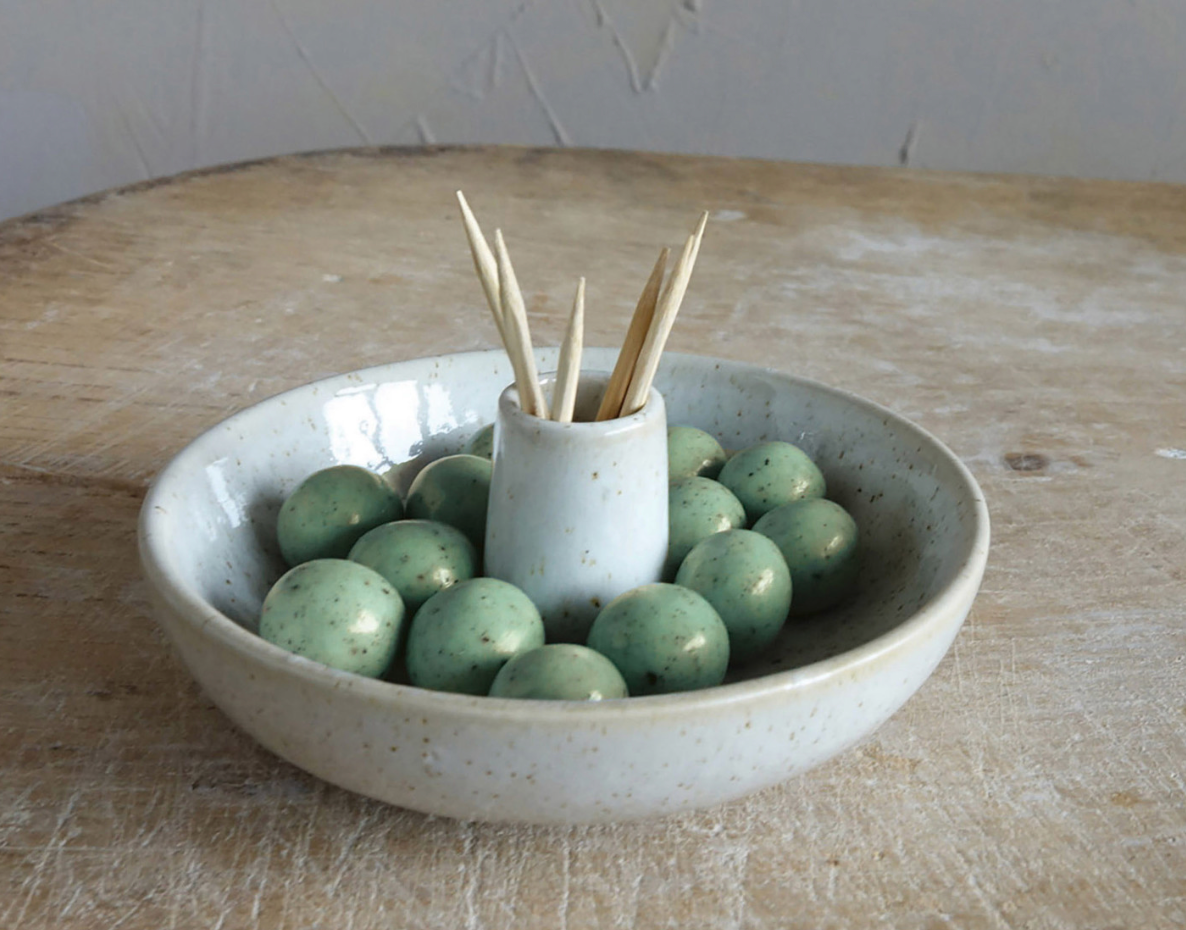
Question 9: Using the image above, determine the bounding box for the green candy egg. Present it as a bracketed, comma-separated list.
[666, 477, 747, 579]
[675, 529, 792, 664]
[488, 644, 629, 701]
[754, 498, 859, 616]
[406, 578, 545, 694]
[348, 519, 477, 616]
[667, 426, 727, 481]
[405, 454, 492, 550]
[259, 559, 405, 677]
[586, 583, 729, 696]
[464, 424, 495, 460]
[277, 465, 403, 566]
[717, 441, 826, 524]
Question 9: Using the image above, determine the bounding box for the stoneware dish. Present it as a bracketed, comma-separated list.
[139, 349, 990, 824]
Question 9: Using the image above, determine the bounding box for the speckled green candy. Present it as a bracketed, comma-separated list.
[276, 465, 403, 566]
[259, 559, 405, 677]
[463, 424, 495, 460]
[347, 519, 477, 616]
[405, 454, 492, 550]
[675, 529, 792, 664]
[665, 477, 747, 579]
[488, 644, 629, 700]
[586, 583, 729, 696]
[717, 441, 826, 524]
[667, 426, 727, 481]
[754, 498, 859, 616]
[406, 578, 545, 694]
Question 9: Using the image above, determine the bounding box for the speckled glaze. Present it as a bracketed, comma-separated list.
[405, 578, 544, 695]
[667, 426, 728, 480]
[485, 372, 668, 643]
[347, 519, 477, 616]
[276, 465, 403, 565]
[463, 423, 495, 460]
[488, 644, 629, 701]
[755, 498, 861, 617]
[718, 441, 827, 524]
[404, 454, 492, 550]
[665, 477, 748, 579]
[587, 583, 730, 696]
[259, 559, 404, 678]
[675, 529, 793, 664]
[139, 348, 990, 824]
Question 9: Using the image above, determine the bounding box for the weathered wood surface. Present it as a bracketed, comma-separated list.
[1, 147, 1184, 929]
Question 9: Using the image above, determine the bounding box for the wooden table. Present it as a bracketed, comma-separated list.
[2, 147, 1184, 929]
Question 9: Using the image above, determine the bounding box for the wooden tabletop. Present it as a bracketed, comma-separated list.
[2, 147, 1184, 929]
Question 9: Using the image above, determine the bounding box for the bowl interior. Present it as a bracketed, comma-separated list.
[150, 350, 980, 682]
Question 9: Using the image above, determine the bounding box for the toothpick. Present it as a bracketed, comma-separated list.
[554, 277, 585, 423]
[619, 212, 708, 417]
[494, 230, 549, 419]
[455, 191, 506, 343]
[595, 247, 668, 422]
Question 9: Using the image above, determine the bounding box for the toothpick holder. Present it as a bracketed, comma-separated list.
[484, 372, 669, 643]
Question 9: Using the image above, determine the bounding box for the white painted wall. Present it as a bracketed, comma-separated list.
[4, 0, 1186, 221]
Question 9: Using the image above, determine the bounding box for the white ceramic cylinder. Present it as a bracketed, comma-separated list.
[485, 372, 669, 643]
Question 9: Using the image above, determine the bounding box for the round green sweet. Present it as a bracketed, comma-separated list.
[347, 519, 477, 616]
[675, 529, 792, 664]
[259, 559, 405, 677]
[406, 578, 545, 694]
[717, 441, 826, 524]
[488, 644, 629, 701]
[586, 583, 729, 696]
[665, 477, 747, 579]
[754, 498, 859, 616]
[277, 465, 403, 566]
[667, 426, 727, 481]
[405, 454, 492, 550]
[464, 424, 495, 460]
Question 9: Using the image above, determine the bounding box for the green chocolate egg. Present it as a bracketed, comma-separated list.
[675, 529, 792, 664]
[277, 465, 403, 566]
[406, 578, 545, 694]
[464, 424, 495, 460]
[586, 583, 729, 695]
[259, 559, 405, 677]
[754, 498, 859, 616]
[405, 454, 493, 550]
[717, 441, 826, 524]
[348, 519, 477, 616]
[488, 644, 629, 700]
[667, 426, 727, 481]
[665, 477, 747, 579]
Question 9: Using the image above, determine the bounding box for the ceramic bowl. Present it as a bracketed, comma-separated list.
[138, 349, 989, 824]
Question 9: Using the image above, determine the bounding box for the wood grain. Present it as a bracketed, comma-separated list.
[1, 147, 1184, 929]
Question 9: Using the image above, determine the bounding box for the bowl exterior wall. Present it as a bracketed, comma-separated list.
[145, 561, 979, 824]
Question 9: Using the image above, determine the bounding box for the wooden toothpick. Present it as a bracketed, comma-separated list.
[455, 191, 505, 343]
[619, 212, 708, 417]
[554, 277, 585, 423]
[595, 247, 669, 422]
[495, 230, 549, 419]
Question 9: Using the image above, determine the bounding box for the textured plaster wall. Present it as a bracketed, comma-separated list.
[3, 0, 1186, 220]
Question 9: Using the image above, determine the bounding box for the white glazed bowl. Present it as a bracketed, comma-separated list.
[139, 349, 989, 824]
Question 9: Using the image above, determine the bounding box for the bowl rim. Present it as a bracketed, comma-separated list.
[139, 349, 990, 721]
